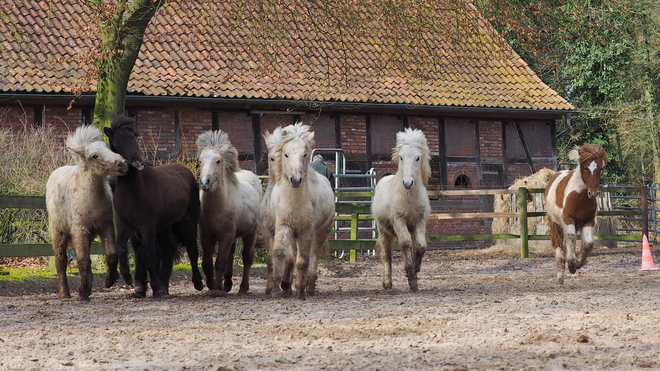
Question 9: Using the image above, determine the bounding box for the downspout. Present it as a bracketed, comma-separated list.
[556, 113, 573, 140]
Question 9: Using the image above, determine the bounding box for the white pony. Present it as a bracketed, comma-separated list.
[46, 125, 128, 300]
[372, 128, 431, 292]
[197, 130, 262, 295]
[262, 123, 335, 300]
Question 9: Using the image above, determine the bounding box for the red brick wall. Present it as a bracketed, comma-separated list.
[340, 115, 367, 158]
[478, 120, 502, 159]
[181, 110, 212, 155]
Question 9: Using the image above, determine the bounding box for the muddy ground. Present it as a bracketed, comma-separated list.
[1, 247, 660, 371]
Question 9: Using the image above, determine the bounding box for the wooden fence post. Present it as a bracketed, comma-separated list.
[349, 211, 358, 262]
[518, 187, 529, 258]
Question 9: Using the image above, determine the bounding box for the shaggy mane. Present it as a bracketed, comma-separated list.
[110, 115, 137, 134]
[279, 122, 315, 150]
[569, 143, 608, 166]
[392, 128, 431, 185]
[196, 130, 239, 174]
[66, 126, 103, 158]
[196, 130, 229, 152]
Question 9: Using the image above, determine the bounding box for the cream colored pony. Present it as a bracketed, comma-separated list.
[197, 130, 262, 295]
[262, 123, 335, 299]
[372, 128, 431, 292]
[46, 125, 128, 301]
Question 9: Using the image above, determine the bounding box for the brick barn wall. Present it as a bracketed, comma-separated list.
[181, 110, 212, 156]
[478, 120, 503, 159]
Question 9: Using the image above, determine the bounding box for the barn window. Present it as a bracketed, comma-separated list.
[454, 174, 471, 188]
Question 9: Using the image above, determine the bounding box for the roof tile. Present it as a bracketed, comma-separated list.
[0, 0, 573, 111]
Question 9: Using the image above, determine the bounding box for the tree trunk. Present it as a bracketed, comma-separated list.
[91, 0, 165, 128]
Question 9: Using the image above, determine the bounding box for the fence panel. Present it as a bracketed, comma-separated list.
[0, 187, 647, 260]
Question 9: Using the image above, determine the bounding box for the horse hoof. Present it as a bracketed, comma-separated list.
[193, 280, 204, 291]
[122, 274, 133, 286]
[132, 286, 147, 298]
[105, 273, 119, 288]
[79, 294, 90, 302]
[382, 280, 392, 290]
[409, 285, 419, 293]
[568, 263, 578, 274]
[238, 285, 249, 294]
[223, 284, 233, 292]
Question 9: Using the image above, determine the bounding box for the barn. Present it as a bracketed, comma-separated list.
[0, 1, 575, 245]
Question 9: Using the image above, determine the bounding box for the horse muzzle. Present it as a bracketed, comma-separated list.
[116, 160, 129, 175]
[290, 176, 303, 188]
[403, 178, 414, 190]
[588, 191, 599, 199]
[199, 179, 212, 191]
[129, 159, 145, 171]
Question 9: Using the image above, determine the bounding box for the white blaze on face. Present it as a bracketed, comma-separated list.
[588, 160, 598, 174]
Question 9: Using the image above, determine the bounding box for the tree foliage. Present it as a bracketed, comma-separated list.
[475, 0, 660, 185]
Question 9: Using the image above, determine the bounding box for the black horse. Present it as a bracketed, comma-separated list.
[104, 116, 203, 297]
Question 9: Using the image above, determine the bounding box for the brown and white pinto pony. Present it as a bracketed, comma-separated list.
[544, 144, 607, 284]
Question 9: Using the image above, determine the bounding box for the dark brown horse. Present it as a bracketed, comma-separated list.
[104, 116, 203, 297]
[544, 143, 607, 284]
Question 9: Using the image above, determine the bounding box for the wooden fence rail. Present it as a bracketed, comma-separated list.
[0, 186, 646, 260]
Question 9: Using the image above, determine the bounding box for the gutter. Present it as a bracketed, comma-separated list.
[555, 112, 574, 140]
[0, 93, 578, 120]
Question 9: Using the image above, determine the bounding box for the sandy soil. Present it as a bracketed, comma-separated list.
[1, 248, 660, 371]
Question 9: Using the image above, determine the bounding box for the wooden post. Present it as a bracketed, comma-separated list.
[642, 185, 648, 239]
[519, 187, 529, 258]
[349, 211, 358, 262]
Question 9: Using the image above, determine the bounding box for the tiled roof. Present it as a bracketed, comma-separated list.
[0, 0, 574, 111]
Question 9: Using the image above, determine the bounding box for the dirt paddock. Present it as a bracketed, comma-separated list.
[1, 248, 660, 371]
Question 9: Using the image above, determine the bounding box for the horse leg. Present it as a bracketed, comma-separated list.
[174, 221, 204, 291]
[577, 225, 595, 269]
[393, 219, 418, 292]
[101, 225, 120, 288]
[52, 230, 71, 299]
[222, 241, 236, 293]
[412, 224, 427, 274]
[549, 220, 565, 284]
[239, 234, 256, 294]
[71, 232, 93, 301]
[271, 225, 294, 298]
[116, 222, 133, 286]
[213, 235, 235, 294]
[376, 225, 394, 290]
[564, 223, 578, 274]
[156, 233, 176, 298]
[200, 231, 217, 290]
[306, 233, 329, 296]
[281, 250, 295, 296]
[295, 234, 314, 300]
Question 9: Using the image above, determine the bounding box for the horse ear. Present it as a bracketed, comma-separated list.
[568, 148, 579, 162]
[103, 127, 113, 139]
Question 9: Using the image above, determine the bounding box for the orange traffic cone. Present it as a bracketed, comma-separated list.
[640, 235, 660, 271]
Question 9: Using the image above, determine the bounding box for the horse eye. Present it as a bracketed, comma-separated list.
[284, 154, 288, 158]
[216, 160, 221, 164]
[416, 157, 420, 162]
[92, 154, 99, 159]
[303, 153, 307, 158]
[270, 157, 274, 162]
